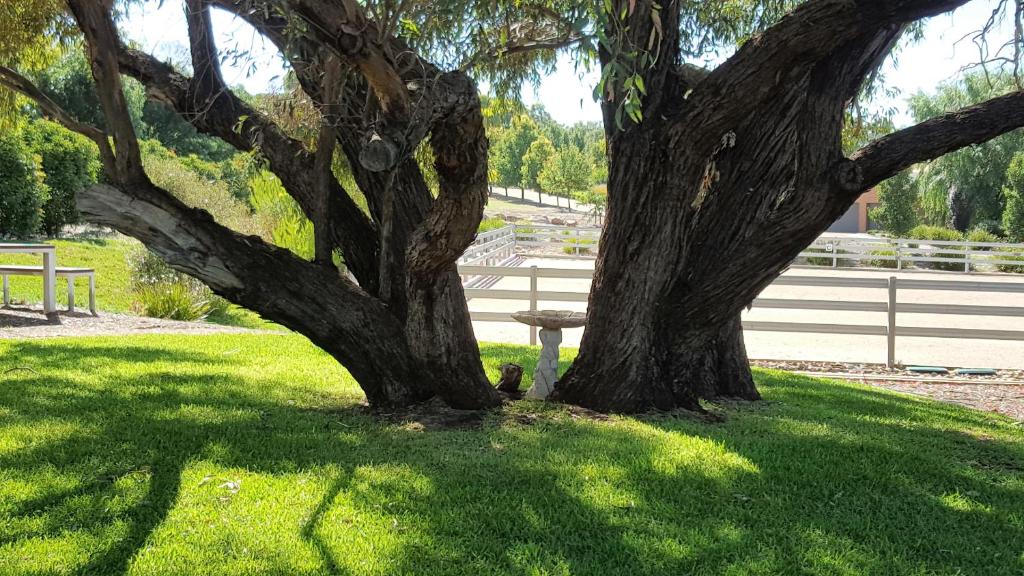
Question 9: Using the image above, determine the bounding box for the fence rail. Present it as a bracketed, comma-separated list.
[462, 224, 1024, 274]
[801, 235, 1024, 272]
[457, 264, 1024, 366]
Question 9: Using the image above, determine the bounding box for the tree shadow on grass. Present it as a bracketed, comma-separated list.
[1, 341, 1022, 575]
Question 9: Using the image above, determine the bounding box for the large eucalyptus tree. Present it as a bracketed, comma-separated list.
[4, 0, 1024, 414]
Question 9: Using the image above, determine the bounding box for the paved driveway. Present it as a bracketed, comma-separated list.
[467, 258, 1024, 369]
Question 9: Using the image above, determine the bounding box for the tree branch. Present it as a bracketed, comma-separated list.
[459, 34, 586, 72]
[847, 89, 1024, 191]
[68, 0, 147, 185]
[684, 0, 972, 140]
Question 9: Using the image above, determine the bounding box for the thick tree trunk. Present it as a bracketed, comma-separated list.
[553, 313, 756, 412]
[663, 316, 759, 402]
[405, 270, 499, 408]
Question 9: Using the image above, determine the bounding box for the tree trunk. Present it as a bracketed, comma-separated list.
[662, 316, 759, 402]
[405, 270, 500, 408]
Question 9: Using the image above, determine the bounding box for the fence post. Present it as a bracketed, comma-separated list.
[529, 265, 538, 346]
[574, 228, 580, 256]
[887, 276, 897, 368]
[832, 240, 839, 268]
[964, 241, 971, 273]
[896, 240, 902, 270]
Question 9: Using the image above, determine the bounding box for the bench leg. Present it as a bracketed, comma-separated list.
[2, 275, 8, 308]
[89, 275, 97, 316]
[67, 277, 75, 313]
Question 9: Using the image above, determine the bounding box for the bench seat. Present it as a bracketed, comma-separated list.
[1, 266, 97, 315]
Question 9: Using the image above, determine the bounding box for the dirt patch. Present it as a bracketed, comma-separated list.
[0, 305, 270, 338]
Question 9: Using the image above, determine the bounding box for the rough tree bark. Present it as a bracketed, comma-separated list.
[0, 0, 502, 409]
[553, 0, 1024, 412]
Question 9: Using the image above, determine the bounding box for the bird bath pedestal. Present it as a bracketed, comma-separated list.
[511, 310, 587, 399]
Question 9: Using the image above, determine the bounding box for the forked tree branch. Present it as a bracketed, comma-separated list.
[115, 45, 381, 289]
[847, 89, 1024, 191]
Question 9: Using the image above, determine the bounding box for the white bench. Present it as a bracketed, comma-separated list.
[1, 265, 97, 315]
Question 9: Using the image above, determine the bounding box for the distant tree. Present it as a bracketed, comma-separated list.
[586, 139, 607, 184]
[538, 146, 592, 208]
[30, 45, 147, 133]
[1004, 152, 1024, 241]
[520, 135, 555, 193]
[140, 101, 236, 161]
[909, 73, 1024, 228]
[0, 129, 47, 238]
[23, 119, 99, 236]
[489, 114, 537, 196]
[869, 171, 917, 236]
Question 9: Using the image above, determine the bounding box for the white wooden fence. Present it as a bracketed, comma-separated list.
[457, 264, 1024, 367]
[462, 224, 1024, 273]
[802, 235, 1024, 273]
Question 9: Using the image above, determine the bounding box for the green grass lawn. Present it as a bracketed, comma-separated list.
[1, 334, 1022, 575]
[0, 237, 274, 329]
[1, 238, 135, 313]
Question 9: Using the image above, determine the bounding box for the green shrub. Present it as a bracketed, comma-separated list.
[0, 130, 48, 238]
[478, 217, 508, 233]
[867, 249, 899, 269]
[971, 219, 1004, 237]
[906, 225, 965, 270]
[993, 248, 1024, 273]
[24, 119, 100, 236]
[907, 225, 963, 242]
[1003, 151, 1024, 241]
[802, 248, 855, 267]
[561, 237, 595, 255]
[966, 228, 1000, 249]
[128, 246, 228, 321]
[132, 282, 213, 321]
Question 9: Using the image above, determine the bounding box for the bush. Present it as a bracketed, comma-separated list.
[907, 225, 963, 242]
[966, 228, 1000, 249]
[971, 219, 1004, 237]
[906, 225, 966, 271]
[128, 246, 228, 321]
[0, 130, 48, 239]
[133, 282, 213, 321]
[23, 119, 100, 236]
[993, 248, 1024, 273]
[801, 248, 855, 267]
[248, 170, 314, 259]
[867, 249, 899, 269]
[561, 237, 596, 255]
[478, 217, 508, 233]
[1003, 151, 1024, 241]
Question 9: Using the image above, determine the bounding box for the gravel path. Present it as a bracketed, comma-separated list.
[754, 360, 1024, 422]
[0, 306, 268, 338]
[864, 380, 1024, 422]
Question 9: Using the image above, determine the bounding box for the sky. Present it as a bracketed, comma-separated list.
[123, 0, 1015, 128]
